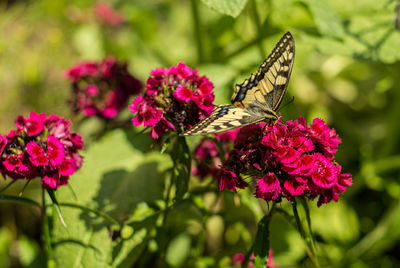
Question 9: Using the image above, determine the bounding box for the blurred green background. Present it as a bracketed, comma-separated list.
[1, 0, 400, 267]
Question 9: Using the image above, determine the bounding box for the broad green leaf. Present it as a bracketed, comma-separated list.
[302, 1, 400, 63]
[52, 130, 172, 268]
[200, 0, 249, 18]
[301, 0, 344, 38]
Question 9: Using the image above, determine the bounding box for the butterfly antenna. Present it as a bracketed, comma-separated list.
[277, 96, 295, 113]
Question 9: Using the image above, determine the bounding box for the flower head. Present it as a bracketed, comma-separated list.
[231, 249, 279, 268]
[220, 117, 352, 206]
[129, 62, 215, 139]
[0, 112, 84, 190]
[192, 129, 239, 180]
[94, 2, 124, 26]
[66, 56, 142, 119]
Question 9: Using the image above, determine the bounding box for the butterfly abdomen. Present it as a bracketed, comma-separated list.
[247, 101, 278, 121]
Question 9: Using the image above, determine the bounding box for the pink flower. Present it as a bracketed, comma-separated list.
[308, 118, 341, 158]
[27, 141, 48, 166]
[256, 172, 281, 200]
[94, 2, 124, 26]
[130, 62, 215, 139]
[46, 136, 65, 167]
[3, 154, 22, 172]
[173, 85, 193, 103]
[0, 113, 84, 190]
[66, 57, 142, 119]
[59, 159, 77, 176]
[219, 169, 239, 192]
[231, 249, 280, 268]
[311, 153, 337, 188]
[131, 102, 163, 127]
[70, 133, 84, 150]
[219, 117, 352, 205]
[15, 112, 45, 137]
[151, 118, 175, 139]
[86, 84, 99, 96]
[0, 135, 7, 155]
[192, 129, 239, 180]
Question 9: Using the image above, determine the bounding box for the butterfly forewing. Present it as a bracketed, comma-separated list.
[182, 32, 295, 136]
[182, 105, 264, 136]
[231, 32, 295, 110]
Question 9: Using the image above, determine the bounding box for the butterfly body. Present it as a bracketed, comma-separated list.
[182, 32, 295, 136]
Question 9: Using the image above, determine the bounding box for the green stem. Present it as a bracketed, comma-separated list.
[0, 179, 17, 194]
[299, 197, 319, 266]
[156, 161, 176, 265]
[19, 180, 31, 197]
[191, 0, 204, 63]
[250, 0, 265, 57]
[292, 200, 305, 238]
[209, 136, 226, 162]
[42, 189, 55, 267]
[292, 200, 319, 267]
[57, 202, 120, 226]
[0, 194, 41, 207]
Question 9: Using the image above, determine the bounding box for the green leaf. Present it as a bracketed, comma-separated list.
[301, 1, 400, 63]
[0, 194, 41, 208]
[200, 0, 249, 18]
[51, 130, 172, 268]
[47, 189, 67, 228]
[253, 215, 270, 268]
[171, 136, 191, 202]
[301, 0, 344, 38]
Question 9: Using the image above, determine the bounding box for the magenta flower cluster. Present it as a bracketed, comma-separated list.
[220, 117, 352, 206]
[0, 112, 84, 190]
[129, 62, 215, 139]
[231, 250, 278, 268]
[66, 56, 142, 119]
[193, 129, 239, 180]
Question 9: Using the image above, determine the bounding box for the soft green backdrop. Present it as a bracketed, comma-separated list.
[1, 0, 400, 267]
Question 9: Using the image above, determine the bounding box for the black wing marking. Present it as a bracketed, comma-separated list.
[181, 105, 265, 136]
[231, 32, 295, 111]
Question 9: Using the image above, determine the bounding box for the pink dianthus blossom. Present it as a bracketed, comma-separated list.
[219, 117, 352, 206]
[66, 56, 142, 119]
[0, 112, 84, 190]
[94, 2, 124, 26]
[129, 62, 215, 139]
[231, 250, 280, 268]
[192, 129, 239, 180]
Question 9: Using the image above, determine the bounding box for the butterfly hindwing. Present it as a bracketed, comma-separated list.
[231, 32, 295, 111]
[182, 105, 265, 136]
[182, 32, 295, 136]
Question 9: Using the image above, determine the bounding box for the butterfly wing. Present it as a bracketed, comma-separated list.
[182, 32, 295, 136]
[231, 32, 295, 111]
[181, 105, 265, 136]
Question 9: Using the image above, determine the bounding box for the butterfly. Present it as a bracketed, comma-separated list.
[182, 32, 295, 136]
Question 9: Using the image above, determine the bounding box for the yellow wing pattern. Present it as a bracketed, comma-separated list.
[231, 32, 295, 110]
[182, 32, 295, 136]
